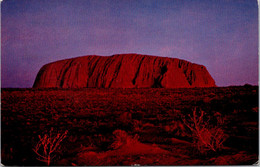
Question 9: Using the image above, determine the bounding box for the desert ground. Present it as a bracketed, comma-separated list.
[1, 86, 258, 165]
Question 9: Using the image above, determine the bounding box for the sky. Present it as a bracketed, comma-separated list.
[1, 0, 258, 88]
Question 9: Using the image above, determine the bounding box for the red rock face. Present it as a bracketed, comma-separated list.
[33, 54, 216, 88]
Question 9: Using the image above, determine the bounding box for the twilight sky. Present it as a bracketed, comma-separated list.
[1, 0, 258, 88]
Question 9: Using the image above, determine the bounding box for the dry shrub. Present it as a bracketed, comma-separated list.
[93, 134, 111, 150]
[182, 108, 227, 154]
[133, 120, 143, 132]
[116, 112, 132, 129]
[165, 120, 187, 137]
[33, 128, 68, 165]
[111, 130, 139, 149]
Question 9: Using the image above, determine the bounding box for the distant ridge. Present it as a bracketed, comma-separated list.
[33, 54, 216, 88]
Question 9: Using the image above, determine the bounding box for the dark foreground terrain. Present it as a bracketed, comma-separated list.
[1, 86, 259, 165]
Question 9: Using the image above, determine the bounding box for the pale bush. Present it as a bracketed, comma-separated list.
[33, 128, 68, 165]
[182, 108, 227, 154]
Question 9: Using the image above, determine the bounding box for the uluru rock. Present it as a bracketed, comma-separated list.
[33, 54, 216, 88]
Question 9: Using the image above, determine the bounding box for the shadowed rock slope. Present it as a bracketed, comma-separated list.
[33, 54, 216, 88]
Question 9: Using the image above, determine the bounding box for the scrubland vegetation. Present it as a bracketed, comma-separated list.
[1, 86, 258, 165]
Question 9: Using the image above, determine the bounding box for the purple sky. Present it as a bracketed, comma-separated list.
[1, 0, 258, 88]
